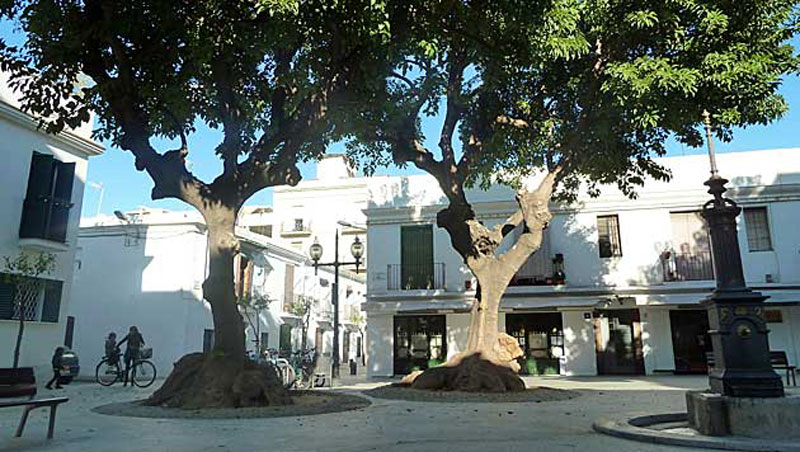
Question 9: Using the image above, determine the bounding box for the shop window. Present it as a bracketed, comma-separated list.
[393, 315, 446, 375]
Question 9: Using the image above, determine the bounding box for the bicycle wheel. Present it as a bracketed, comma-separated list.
[95, 359, 120, 386]
[131, 360, 157, 388]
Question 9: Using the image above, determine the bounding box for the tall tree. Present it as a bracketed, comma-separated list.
[349, 0, 799, 390]
[1, 0, 392, 407]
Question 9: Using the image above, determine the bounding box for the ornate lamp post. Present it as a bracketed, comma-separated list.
[308, 232, 364, 379]
[700, 110, 783, 397]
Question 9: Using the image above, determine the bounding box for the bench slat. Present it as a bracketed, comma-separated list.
[0, 397, 68, 409]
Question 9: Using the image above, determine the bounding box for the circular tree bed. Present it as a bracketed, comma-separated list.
[93, 391, 370, 419]
[364, 384, 577, 403]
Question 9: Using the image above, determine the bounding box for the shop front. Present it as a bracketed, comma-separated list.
[393, 315, 446, 375]
[506, 313, 565, 375]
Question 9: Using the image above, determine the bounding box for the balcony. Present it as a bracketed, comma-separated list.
[661, 250, 714, 282]
[279, 219, 312, 237]
[509, 253, 563, 286]
[387, 263, 445, 291]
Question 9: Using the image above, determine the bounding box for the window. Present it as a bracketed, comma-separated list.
[249, 225, 273, 238]
[19, 152, 76, 243]
[293, 218, 304, 231]
[399, 225, 434, 289]
[0, 275, 63, 323]
[744, 207, 772, 252]
[260, 332, 269, 349]
[597, 215, 622, 258]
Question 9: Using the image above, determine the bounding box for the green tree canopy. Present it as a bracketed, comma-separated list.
[345, 0, 799, 391]
[0, 0, 394, 408]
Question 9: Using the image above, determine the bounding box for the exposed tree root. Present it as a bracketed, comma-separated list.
[402, 332, 526, 393]
[146, 353, 291, 409]
[408, 353, 525, 392]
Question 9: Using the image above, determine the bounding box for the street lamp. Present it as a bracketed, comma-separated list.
[700, 110, 783, 397]
[308, 230, 364, 379]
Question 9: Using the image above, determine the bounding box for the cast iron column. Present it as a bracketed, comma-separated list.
[701, 111, 783, 397]
[332, 232, 340, 379]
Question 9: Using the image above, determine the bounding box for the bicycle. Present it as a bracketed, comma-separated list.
[288, 348, 320, 389]
[264, 348, 295, 388]
[95, 347, 157, 388]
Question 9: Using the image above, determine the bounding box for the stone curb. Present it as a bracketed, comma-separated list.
[593, 412, 800, 452]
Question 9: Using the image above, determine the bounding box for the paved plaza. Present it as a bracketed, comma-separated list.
[0, 376, 713, 452]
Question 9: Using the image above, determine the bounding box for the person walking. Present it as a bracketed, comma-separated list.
[118, 326, 145, 387]
[45, 347, 65, 390]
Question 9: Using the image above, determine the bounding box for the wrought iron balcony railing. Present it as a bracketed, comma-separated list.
[387, 263, 445, 291]
[661, 250, 714, 282]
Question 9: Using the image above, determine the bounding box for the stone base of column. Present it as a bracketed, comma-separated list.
[687, 390, 800, 438]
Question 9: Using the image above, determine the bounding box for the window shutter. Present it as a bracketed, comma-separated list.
[284, 264, 295, 311]
[41, 279, 62, 323]
[0, 277, 14, 320]
[401, 225, 433, 289]
[48, 161, 75, 243]
[19, 152, 55, 239]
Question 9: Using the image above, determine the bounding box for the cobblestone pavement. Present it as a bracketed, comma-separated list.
[1, 376, 710, 452]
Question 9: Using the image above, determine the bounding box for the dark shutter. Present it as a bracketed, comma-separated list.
[203, 329, 215, 353]
[19, 152, 55, 240]
[64, 316, 75, 348]
[0, 277, 14, 320]
[41, 279, 63, 323]
[401, 225, 433, 289]
[48, 161, 76, 243]
[279, 324, 293, 354]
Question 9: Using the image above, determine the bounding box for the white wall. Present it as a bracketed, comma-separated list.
[70, 225, 211, 377]
[366, 313, 393, 377]
[0, 100, 100, 375]
[641, 308, 676, 374]
[561, 311, 596, 376]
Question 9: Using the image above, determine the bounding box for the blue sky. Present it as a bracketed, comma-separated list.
[2, 20, 799, 217]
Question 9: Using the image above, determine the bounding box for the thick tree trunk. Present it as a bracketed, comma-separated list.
[408, 172, 558, 392]
[148, 206, 290, 408]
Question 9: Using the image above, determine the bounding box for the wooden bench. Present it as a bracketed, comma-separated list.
[771, 351, 797, 387]
[705, 351, 796, 387]
[0, 367, 68, 439]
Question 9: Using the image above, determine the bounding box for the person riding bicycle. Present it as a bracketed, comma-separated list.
[104, 332, 120, 366]
[118, 326, 145, 387]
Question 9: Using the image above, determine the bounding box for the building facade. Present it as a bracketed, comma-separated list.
[363, 149, 800, 378]
[0, 72, 103, 373]
[69, 208, 365, 378]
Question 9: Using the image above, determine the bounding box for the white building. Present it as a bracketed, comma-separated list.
[69, 208, 365, 378]
[363, 149, 800, 378]
[243, 154, 370, 270]
[0, 73, 103, 373]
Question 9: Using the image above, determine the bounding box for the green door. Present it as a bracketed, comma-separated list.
[279, 324, 293, 355]
[401, 225, 433, 289]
